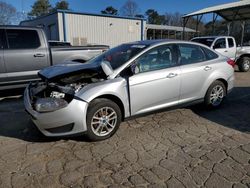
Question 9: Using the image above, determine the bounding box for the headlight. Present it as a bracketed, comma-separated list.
[34, 98, 68, 113]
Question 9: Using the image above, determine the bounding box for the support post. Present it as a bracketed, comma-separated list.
[212, 13, 218, 35]
[241, 21, 245, 46]
[227, 22, 231, 36]
[195, 15, 203, 37]
[182, 17, 189, 40]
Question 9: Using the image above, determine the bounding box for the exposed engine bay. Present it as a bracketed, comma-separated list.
[29, 71, 105, 113]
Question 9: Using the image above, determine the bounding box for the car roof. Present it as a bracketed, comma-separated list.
[125, 39, 183, 46]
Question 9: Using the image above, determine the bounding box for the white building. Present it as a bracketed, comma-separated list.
[21, 10, 146, 47]
[21, 10, 196, 47]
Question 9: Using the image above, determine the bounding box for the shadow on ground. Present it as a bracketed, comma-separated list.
[0, 88, 87, 142]
[191, 87, 250, 133]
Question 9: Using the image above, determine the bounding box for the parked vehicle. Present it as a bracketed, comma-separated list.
[24, 40, 235, 141]
[0, 26, 109, 90]
[191, 36, 250, 72]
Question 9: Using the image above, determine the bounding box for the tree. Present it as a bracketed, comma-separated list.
[28, 0, 52, 17]
[120, 0, 139, 17]
[0, 1, 16, 25]
[145, 9, 165, 25]
[54, 0, 69, 10]
[101, 6, 118, 15]
[165, 12, 182, 26]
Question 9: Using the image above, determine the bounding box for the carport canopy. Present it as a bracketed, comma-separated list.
[182, 0, 250, 43]
[183, 0, 250, 21]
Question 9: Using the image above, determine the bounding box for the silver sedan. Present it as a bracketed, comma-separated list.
[24, 40, 235, 141]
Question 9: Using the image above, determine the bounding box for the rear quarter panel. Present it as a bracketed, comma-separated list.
[199, 57, 234, 98]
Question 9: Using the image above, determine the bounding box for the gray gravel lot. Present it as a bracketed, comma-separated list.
[0, 71, 250, 188]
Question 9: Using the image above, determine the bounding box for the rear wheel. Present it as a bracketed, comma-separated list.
[204, 81, 226, 108]
[238, 57, 250, 72]
[86, 98, 121, 141]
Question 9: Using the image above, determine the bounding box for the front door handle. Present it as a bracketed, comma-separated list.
[34, 53, 45, 57]
[166, 73, 178, 78]
[204, 66, 212, 71]
[224, 50, 228, 52]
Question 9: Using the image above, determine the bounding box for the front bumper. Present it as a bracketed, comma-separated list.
[24, 86, 89, 137]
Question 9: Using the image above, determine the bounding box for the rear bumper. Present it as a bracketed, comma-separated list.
[24, 86, 89, 137]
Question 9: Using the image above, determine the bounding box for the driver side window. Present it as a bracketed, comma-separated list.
[134, 44, 178, 74]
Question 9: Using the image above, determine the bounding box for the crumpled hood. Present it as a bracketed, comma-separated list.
[38, 61, 104, 81]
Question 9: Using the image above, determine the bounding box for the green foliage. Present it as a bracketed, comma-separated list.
[101, 6, 118, 15]
[28, 0, 52, 17]
[29, 0, 69, 17]
[54, 0, 69, 11]
[145, 9, 165, 25]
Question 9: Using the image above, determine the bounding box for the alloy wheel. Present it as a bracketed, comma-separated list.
[90, 107, 117, 136]
[243, 59, 250, 70]
[210, 85, 224, 106]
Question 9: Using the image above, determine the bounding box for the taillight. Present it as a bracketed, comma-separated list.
[227, 59, 235, 68]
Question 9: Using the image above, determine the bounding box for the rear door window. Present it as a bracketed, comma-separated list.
[201, 47, 219, 60]
[178, 44, 206, 65]
[228, 38, 234, 48]
[214, 38, 226, 49]
[0, 29, 5, 49]
[6, 29, 40, 49]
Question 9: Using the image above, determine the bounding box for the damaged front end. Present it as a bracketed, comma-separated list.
[29, 81, 78, 113]
[28, 63, 106, 113]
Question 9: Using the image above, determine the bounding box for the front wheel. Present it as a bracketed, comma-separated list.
[204, 81, 226, 108]
[86, 98, 122, 141]
[238, 57, 250, 72]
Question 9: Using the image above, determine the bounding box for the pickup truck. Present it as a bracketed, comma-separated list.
[0, 26, 109, 90]
[191, 36, 250, 72]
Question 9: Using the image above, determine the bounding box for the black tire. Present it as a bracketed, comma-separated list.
[238, 56, 250, 72]
[204, 80, 226, 109]
[86, 98, 122, 141]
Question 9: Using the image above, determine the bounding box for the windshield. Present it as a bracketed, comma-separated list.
[88, 43, 149, 70]
[192, 38, 215, 47]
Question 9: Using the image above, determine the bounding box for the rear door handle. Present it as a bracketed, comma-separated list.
[166, 73, 178, 78]
[34, 53, 45, 57]
[204, 66, 212, 71]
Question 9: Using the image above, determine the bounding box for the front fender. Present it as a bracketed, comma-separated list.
[75, 78, 130, 117]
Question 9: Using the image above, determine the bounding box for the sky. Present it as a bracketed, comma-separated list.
[4, 0, 237, 19]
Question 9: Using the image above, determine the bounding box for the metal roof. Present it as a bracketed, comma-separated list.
[21, 9, 145, 25]
[183, 0, 250, 21]
[146, 24, 196, 32]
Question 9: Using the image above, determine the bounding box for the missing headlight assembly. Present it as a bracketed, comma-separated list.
[29, 81, 84, 113]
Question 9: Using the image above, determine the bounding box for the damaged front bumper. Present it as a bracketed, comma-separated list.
[24, 83, 89, 137]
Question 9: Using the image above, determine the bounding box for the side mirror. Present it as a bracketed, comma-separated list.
[101, 61, 113, 76]
[130, 63, 140, 74]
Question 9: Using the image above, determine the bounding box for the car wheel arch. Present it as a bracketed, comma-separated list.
[236, 54, 250, 63]
[200, 71, 229, 98]
[216, 78, 228, 92]
[88, 94, 125, 121]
